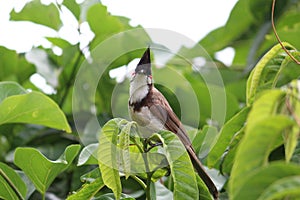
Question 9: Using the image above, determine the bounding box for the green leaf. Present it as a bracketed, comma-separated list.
[62, 0, 81, 20]
[283, 80, 300, 161]
[119, 121, 136, 179]
[196, 0, 254, 54]
[98, 118, 122, 200]
[80, 167, 101, 183]
[77, 143, 98, 166]
[67, 177, 104, 200]
[156, 131, 200, 200]
[14, 144, 81, 195]
[0, 81, 27, 103]
[246, 42, 296, 105]
[0, 47, 35, 84]
[258, 175, 300, 200]
[46, 37, 72, 49]
[207, 107, 250, 167]
[196, 175, 212, 200]
[10, 0, 62, 30]
[87, 4, 124, 49]
[246, 90, 286, 129]
[229, 116, 294, 198]
[0, 162, 26, 200]
[232, 162, 300, 200]
[0, 91, 71, 132]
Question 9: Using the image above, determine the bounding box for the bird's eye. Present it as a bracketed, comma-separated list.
[132, 72, 136, 76]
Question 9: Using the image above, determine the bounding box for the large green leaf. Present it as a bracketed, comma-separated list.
[229, 116, 294, 198]
[10, 0, 62, 30]
[233, 162, 300, 200]
[0, 162, 26, 200]
[156, 131, 201, 200]
[207, 107, 250, 168]
[246, 89, 286, 129]
[98, 118, 123, 199]
[0, 91, 71, 132]
[14, 144, 81, 195]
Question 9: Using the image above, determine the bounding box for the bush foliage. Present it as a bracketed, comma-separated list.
[0, 0, 300, 199]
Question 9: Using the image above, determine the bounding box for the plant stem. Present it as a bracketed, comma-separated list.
[130, 175, 147, 190]
[143, 139, 153, 200]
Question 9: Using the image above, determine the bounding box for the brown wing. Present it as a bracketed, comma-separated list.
[148, 87, 192, 148]
[148, 88, 219, 199]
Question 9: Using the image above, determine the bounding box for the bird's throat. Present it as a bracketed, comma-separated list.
[129, 74, 152, 104]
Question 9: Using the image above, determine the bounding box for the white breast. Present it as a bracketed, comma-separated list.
[129, 106, 165, 137]
[129, 74, 149, 104]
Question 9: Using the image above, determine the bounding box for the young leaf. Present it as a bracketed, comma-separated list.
[14, 144, 81, 195]
[246, 42, 296, 105]
[155, 131, 200, 200]
[0, 91, 71, 133]
[0, 162, 26, 200]
[229, 116, 294, 198]
[98, 118, 122, 200]
[10, 0, 62, 30]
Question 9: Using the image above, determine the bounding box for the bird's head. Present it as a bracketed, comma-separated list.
[129, 47, 153, 103]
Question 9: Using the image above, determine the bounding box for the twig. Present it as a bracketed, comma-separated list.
[271, 0, 300, 65]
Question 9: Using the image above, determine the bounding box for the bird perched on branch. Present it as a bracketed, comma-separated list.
[128, 47, 219, 199]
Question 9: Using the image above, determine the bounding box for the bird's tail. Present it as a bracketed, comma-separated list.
[187, 147, 219, 200]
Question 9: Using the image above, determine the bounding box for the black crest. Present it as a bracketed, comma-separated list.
[135, 47, 151, 75]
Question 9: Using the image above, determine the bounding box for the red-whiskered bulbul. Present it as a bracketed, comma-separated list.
[128, 48, 219, 199]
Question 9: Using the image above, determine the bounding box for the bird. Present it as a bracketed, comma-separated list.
[128, 47, 219, 199]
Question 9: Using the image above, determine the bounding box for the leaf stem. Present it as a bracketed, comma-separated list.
[142, 139, 154, 200]
[130, 175, 147, 190]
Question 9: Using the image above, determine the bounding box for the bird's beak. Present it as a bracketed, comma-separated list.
[135, 47, 152, 76]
